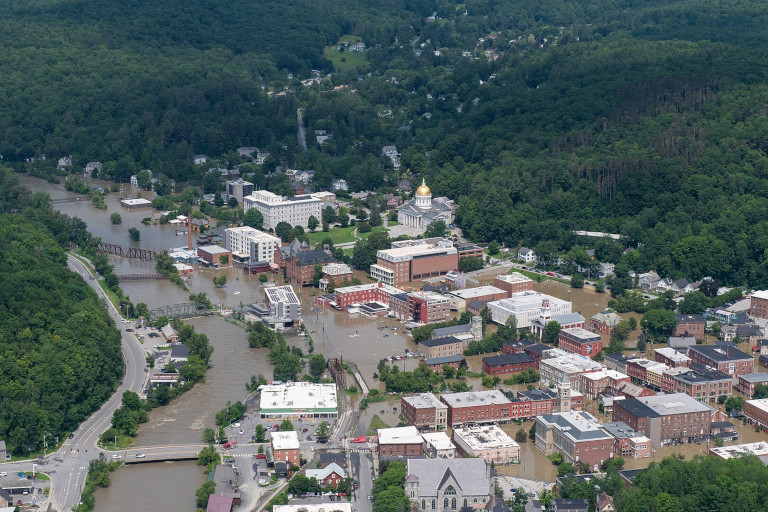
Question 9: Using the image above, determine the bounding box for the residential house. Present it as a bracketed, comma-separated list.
[672, 279, 694, 295]
[306, 462, 346, 487]
[517, 247, 535, 263]
[637, 271, 661, 290]
[596, 493, 616, 512]
[57, 155, 72, 169]
[598, 263, 615, 279]
[551, 499, 590, 512]
[170, 344, 189, 364]
[736, 324, 764, 344]
[161, 324, 180, 343]
[194, 154, 208, 165]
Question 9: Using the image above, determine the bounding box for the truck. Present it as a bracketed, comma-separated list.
[223, 441, 237, 449]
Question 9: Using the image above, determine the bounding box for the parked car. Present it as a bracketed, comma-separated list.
[135, 453, 146, 458]
[351, 436, 367, 443]
[125, 328, 133, 332]
[255, 454, 266, 459]
[0, 472, 6, 477]
[112, 454, 122, 460]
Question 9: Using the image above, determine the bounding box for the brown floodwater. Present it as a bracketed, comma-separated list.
[24, 174, 762, 507]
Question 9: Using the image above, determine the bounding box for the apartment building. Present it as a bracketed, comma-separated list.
[671, 364, 732, 402]
[409, 291, 451, 324]
[271, 431, 301, 465]
[377, 426, 424, 457]
[654, 347, 691, 368]
[224, 226, 281, 264]
[579, 370, 631, 400]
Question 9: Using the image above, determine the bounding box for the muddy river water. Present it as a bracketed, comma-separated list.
[18, 175, 762, 508]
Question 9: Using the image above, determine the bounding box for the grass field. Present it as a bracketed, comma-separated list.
[358, 226, 388, 240]
[323, 41, 368, 73]
[367, 415, 390, 436]
[306, 226, 358, 245]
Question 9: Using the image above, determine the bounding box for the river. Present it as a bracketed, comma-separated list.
[17, 174, 683, 509]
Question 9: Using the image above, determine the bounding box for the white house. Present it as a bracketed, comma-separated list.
[193, 154, 208, 165]
[518, 247, 535, 263]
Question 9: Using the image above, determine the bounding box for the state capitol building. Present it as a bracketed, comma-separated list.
[397, 179, 454, 233]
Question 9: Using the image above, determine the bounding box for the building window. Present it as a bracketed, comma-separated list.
[444, 498, 449, 509]
[423, 500, 426, 510]
[452, 498, 457, 509]
[432, 500, 436, 509]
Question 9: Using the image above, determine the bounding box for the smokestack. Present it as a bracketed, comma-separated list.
[188, 217, 192, 251]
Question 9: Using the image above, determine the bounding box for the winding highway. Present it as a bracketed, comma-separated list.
[0, 255, 149, 511]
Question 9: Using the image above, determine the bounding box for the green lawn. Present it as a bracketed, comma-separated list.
[323, 45, 368, 73]
[512, 269, 570, 285]
[367, 415, 390, 436]
[306, 226, 358, 245]
[358, 226, 388, 240]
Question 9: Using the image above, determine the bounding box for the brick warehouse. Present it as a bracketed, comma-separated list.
[401, 393, 448, 431]
[558, 327, 603, 358]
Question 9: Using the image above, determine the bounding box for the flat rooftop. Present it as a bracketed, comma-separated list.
[335, 283, 404, 295]
[495, 273, 533, 284]
[710, 441, 768, 460]
[746, 398, 768, 415]
[378, 426, 422, 445]
[377, 243, 457, 262]
[541, 354, 605, 374]
[402, 393, 447, 410]
[440, 390, 511, 408]
[260, 382, 338, 412]
[449, 286, 506, 300]
[489, 291, 570, 312]
[740, 373, 768, 383]
[422, 431, 455, 450]
[120, 198, 153, 206]
[560, 327, 601, 341]
[538, 411, 613, 442]
[580, 369, 628, 381]
[271, 431, 300, 450]
[453, 425, 518, 451]
[654, 347, 691, 363]
[265, 285, 300, 304]
[199, 245, 231, 254]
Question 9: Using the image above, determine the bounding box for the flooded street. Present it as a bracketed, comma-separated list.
[20, 174, 768, 509]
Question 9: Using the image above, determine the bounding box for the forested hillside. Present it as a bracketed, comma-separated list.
[5, 1, 768, 285]
[0, 169, 122, 454]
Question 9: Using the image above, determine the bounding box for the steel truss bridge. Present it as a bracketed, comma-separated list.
[97, 242, 156, 261]
[149, 303, 213, 321]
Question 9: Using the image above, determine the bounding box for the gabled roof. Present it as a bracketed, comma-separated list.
[171, 343, 189, 359]
[406, 458, 488, 497]
[419, 336, 463, 348]
[294, 249, 335, 266]
[425, 354, 465, 366]
[484, 496, 511, 512]
[306, 462, 346, 481]
[432, 323, 472, 338]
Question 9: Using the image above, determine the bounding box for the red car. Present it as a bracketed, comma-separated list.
[254, 453, 266, 459]
[351, 436, 367, 443]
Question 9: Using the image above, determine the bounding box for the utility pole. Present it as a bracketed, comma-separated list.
[114, 435, 118, 450]
[42, 434, 47, 457]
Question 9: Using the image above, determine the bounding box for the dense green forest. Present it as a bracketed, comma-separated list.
[0, 170, 122, 455]
[6, 1, 768, 285]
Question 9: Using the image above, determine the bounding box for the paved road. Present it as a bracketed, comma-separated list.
[350, 450, 374, 512]
[0, 255, 151, 512]
[297, 109, 307, 150]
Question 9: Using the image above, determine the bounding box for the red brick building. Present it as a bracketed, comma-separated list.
[654, 347, 690, 368]
[672, 365, 733, 402]
[481, 353, 538, 376]
[408, 291, 450, 324]
[502, 339, 534, 355]
[271, 432, 300, 465]
[580, 370, 631, 400]
[440, 390, 512, 427]
[558, 327, 603, 358]
[333, 282, 403, 311]
[401, 393, 448, 431]
[197, 245, 232, 267]
[612, 393, 711, 448]
[744, 398, 768, 430]
[285, 249, 335, 286]
[673, 314, 705, 338]
[590, 310, 622, 336]
[750, 291, 768, 319]
[687, 345, 754, 377]
[508, 389, 559, 420]
[737, 373, 768, 398]
[494, 273, 534, 296]
[456, 243, 484, 260]
[377, 426, 424, 457]
[370, 238, 459, 285]
[535, 411, 614, 469]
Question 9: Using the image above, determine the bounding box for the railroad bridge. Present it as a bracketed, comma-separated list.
[97, 242, 156, 261]
[149, 303, 213, 321]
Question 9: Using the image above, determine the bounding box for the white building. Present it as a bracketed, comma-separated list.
[487, 291, 571, 328]
[259, 382, 337, 419]
[243, 190, 323, 230]
[332, 179, 348, 191]
[539, 354, 605, 387]
[226, 178, 254, 203]
[422, 432, 456, 458]
[397, 179, 454, 232]
[263, 285, 302, 329]
[224, 226, 281, 264]
[452, 425, 520, 464]
[517, 247, 535, 262]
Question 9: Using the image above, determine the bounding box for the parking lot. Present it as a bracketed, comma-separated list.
[0, 473, 50, 507]
[219, 408, 338, 450]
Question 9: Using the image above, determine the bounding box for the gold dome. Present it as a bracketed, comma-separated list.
[415, 179, 431, 196]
